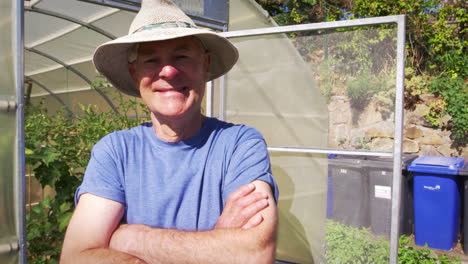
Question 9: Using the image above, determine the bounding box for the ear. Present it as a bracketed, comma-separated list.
[128, 63, 138, 82]
[203, 52, 212, 81]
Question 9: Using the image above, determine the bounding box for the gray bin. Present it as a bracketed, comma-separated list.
[460, 163, 468, 254]
[328, 155, 369, 228]
[364, 155, 417, 238]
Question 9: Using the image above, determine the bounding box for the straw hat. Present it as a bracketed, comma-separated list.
[93, 0, 239, 97]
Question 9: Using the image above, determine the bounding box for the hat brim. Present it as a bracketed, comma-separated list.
[93, 28, 239, 97]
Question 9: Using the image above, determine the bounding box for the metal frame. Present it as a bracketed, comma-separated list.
[25, 77, 74, 117]
[25, 6, 117, 39]
[218, 15, 406, 264]
[25, 47, 119, 114]
[25, 6, 121, 114]
[16, 0, 27, 263]
[77, 0, 228, 31]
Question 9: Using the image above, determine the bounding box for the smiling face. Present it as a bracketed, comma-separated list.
[129, 36, 210, 122]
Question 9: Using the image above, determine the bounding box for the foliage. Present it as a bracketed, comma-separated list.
[326, 220, 390, 264]
[256, 0, 467, 149]
[424, 99, 446, 128]
[25, 90, 148, 263]
[429, 77, 467, 147]
[326, 220, 461, 264]
[398, 235, 460, 264]
[353, 136, 371, 150]
[404, 67, 432, 108]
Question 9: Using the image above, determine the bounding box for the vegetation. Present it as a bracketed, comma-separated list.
[326, 220, 461, 264]
[25, 92, 148, 263]
[256, 0, 467, 148]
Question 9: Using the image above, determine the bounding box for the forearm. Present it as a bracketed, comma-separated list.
[119, 226, 276, 264]
[61, 247, 147, 264]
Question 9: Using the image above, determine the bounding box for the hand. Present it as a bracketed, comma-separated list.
[215, 183, 269, 230]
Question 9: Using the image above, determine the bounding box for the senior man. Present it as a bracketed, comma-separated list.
[61, 0, 279, 263]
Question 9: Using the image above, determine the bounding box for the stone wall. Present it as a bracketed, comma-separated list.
[328, 94, 468, 160]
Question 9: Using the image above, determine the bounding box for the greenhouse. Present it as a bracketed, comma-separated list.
[2, 0, 466, 263]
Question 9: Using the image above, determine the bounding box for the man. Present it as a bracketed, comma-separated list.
[60, 0, 279, 263]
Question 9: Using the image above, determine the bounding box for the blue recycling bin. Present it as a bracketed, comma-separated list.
[408, 156, 465, 250]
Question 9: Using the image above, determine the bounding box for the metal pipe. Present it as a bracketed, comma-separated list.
[76, 0, 227, 31]
[25, 77, 74, 117]
[205, 81, 214, 117]
[25, 47, 120, 114]
[0, 238, 19, 255]
[24, 6, 116, 40]
[268, 146, 393, 157]
[221, 15, 403, 38]
[0, 98, 17, 112]
[389, 15, 406, 264]
[218, 73, 226, 120]
[15, 0, 27, 262]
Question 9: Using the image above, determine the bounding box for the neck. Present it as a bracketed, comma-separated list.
[150, 112, 205, 143]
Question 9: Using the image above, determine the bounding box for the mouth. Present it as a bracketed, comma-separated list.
[154, 86, 188, 93]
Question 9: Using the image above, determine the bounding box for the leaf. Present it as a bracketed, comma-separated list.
[59, 202, 71, 213]
[25, 148, 34, 155]
[43, 151, 61, 166]
[58, 212, 72, 232]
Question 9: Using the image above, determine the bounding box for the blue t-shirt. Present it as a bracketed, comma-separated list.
[76, 117, 278, 231]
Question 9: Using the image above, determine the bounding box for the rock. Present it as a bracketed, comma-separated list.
[420, 145, 441, 156]
[335, 124, 349, 142]
[358, 102, 384, 127]
[440, 114, 452, 127]
[371, 138, 393, 151]
[420, 132, 443, 145]
[405, 125, 423, 139]
[419, 94, 436, 103]
[437, 144, 456, 157]
[365, 121, 394, 138]
[462, 146, 468, 160]
[403, 139, 419, 153]
[405, 104, 429, 126]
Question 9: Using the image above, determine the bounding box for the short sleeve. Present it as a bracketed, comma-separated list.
[75, 135, 125, 205]
[223, 128, 279, 204]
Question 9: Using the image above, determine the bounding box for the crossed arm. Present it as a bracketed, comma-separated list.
[60, 180, 278, 264]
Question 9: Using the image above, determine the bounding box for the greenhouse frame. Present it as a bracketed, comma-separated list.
[1, 0, 408, 263]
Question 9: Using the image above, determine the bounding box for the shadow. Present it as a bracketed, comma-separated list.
[273, 165, 315, 264]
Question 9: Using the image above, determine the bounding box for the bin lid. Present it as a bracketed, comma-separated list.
[363, 154, 418, 169]
[407, 156, 465, 175]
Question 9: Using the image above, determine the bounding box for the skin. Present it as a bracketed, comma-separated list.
[60, 36, 278, 264]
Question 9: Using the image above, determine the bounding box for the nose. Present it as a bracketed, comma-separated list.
[159, 65, 179, 80]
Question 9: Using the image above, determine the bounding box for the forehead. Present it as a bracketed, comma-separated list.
[138, 36, 202, 55]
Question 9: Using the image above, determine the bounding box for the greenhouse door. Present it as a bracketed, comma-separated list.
[216, 14, 406, 264]
[0, 0, 26, 263]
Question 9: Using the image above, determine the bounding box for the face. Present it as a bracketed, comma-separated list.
[129, 36, 210, 120]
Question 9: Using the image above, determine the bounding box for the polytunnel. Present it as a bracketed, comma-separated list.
[1, 0, 406, 263]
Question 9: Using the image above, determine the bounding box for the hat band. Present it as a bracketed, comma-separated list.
[134, 21, 195, 33]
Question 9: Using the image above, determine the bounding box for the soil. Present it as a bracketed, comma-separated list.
[407, 234, 468, 263]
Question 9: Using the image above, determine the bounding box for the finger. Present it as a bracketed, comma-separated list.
[235, 191, 268, 208]
[226, 183, 256, 203]
[242, 214, 264, 229]
[238, 198, 268, 225]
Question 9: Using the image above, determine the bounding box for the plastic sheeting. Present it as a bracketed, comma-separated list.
[0, 0, 20, 262]
[227, 1, 328, 262]
[227, 1, 398, 263]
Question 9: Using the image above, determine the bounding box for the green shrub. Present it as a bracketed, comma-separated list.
[326, 220, 461, 264]
[25, 92, 148, 263]
[326, 220, 389, 264]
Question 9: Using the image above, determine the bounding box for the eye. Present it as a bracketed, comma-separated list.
[144, 58, 159, 64]
[175, 55, 188, 60]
